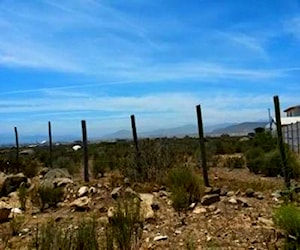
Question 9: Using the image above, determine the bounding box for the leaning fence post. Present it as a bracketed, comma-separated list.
[14, 126, 19, 163]
[130, 114, 141, 174]
[48, 121, 53, 168]
[273, 95, 290, 188]
[81, 120, 89, 182]
[196, 105, 210, 187]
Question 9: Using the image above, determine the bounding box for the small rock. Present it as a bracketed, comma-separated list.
[228, 197, 237, 204]
[70, 197, 91, 211]
[271, 191, 281, 198]
[175, 230, 182, 234]
[189, 203, 197, 209]
[11, 207, 22, 214]
[21, 228, 30, 234]
[226, 191, 235, 197]
[78, 186, 89, 197]
[107, 207, 115, 218]
[193, 207, 207, 214]
[201, 194, 220, 206]
[245, 188, 255, 197]
[9, 207, 23, 218]
[111, 186, 122, 199]
[54, 178, 74, 187]
[236, 197, 249, 207]
[213, 208, 221, 215]
[254, 192, 264, 200]
[258, 217, 274, 227]
[153, 235, 168, 241]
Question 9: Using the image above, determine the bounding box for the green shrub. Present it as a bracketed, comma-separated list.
[106, 197, 143, 250]
[38, 186, 64, 211]
[9, 215, 25, 236]
[30, 217, 99, 250]
[21, 157, 40, 178]
[274, 204, 300, 249]
[223, 156, 246, 169]
[167, 166, 203, 211]
[18, 184, 28, 211]
[246, 147, 265, 174]
[124, 139, 176, 184]
[263, 150, 282, 177]
[92, 151, 108, 178]
[53, 156, 78, 175]
[73, 217, 99, 250]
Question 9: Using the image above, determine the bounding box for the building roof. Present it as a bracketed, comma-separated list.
[284, 105, 300, 112]
[280, 117, 300, 125]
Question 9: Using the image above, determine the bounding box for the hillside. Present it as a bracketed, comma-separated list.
[210, 122, 268, 136]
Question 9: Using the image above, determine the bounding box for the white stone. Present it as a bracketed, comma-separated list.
[193, 207, 207, 214]
[78, 186, 89, 197]
[153, 235, 168, 241]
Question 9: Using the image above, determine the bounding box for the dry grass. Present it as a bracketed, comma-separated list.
[210, 167, 284, 193]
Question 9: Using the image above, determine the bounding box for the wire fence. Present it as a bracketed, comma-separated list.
[282, 122, 300, 154]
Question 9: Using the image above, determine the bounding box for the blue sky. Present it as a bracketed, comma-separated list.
[0, 0, 299, 142]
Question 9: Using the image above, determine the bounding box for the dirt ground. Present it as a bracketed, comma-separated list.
[0, 166, 288, 250]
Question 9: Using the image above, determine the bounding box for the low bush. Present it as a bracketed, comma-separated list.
[92, 151, 108, 178]
[53, 156, 78, 175]
[167, 166, 203, 211]
[9, 215, 25, 236]
[245, 147, 265, 174]
[18, 184, 28, 211]
[20, 157, 40, 178]
[30, 217, 99, 250]
[223, 156, 246, 169]
[106, 197, 143, 250]
[274, 204, 300, 249]
[124, 139, 176, 184]
[38, 186, 64, 211]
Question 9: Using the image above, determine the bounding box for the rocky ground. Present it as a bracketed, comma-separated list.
[0, 166, 290, 249]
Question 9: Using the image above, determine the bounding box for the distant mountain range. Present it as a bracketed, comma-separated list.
[0, 121, 269, 146]
[101, 121, 269, 140]
[209, 122, 269, 136]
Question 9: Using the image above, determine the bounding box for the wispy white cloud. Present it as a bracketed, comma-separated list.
[217, 31, 269, 59]
[285, 16, 300, 40]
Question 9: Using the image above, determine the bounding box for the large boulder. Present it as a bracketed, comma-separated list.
[41, 168, 72, 188]
[0, 173, 28, 197]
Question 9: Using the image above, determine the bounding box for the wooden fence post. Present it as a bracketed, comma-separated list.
[196, 105, 210, 187]
[273, 95, 290, 188]
[81, 120, 89, 182]
[48, 121, 53, 168]
[297, 122, 300, 154]
[130, 115, 141, 174]
[14, 126, 19, 163]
